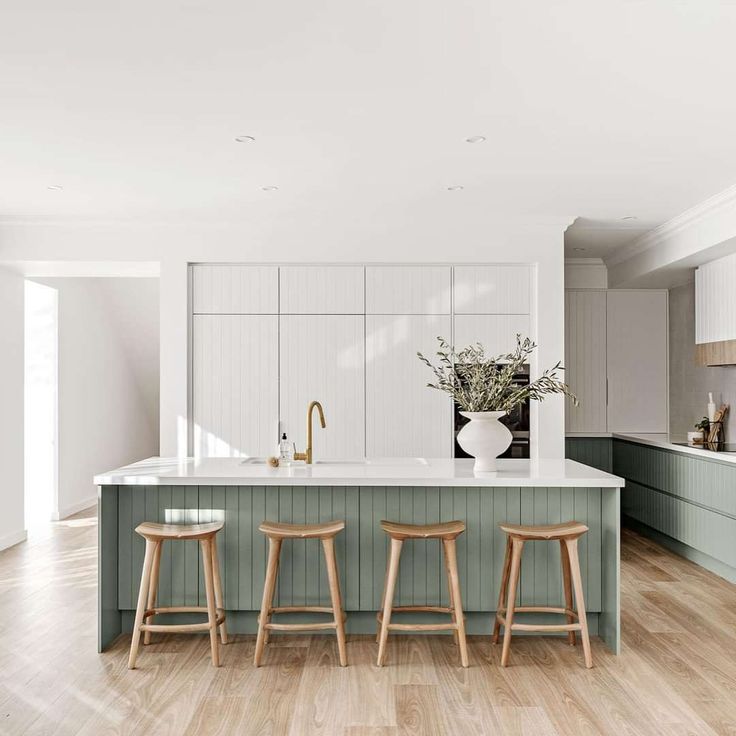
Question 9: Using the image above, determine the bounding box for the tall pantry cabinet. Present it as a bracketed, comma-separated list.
[565, 289, 668, 434]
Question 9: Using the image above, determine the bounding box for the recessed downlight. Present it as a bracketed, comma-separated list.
[620, 215, 637, 221]
[447, 185, 464, 191]
[47, 184, 63, 191]
[262, 185, 279, 191]
[574, 247, 586, 252]
[466, 136, 486, 144]
[234, 135, 255, 143]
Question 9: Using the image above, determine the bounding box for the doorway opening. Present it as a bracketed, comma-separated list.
[24, 280, 58, 529]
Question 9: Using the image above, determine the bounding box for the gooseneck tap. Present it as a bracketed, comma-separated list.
[294, 401, 326, 464]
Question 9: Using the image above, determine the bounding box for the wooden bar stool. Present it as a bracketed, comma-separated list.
[492, 521, 592, 668]
[128, 521, 227, 669]
[254, 520, 347, 667]
[376, 520, 468, 668]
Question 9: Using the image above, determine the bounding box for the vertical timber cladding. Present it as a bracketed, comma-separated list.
[565, 437, 613, 473]
[117, 485, 604, 612]
[613, 439, 736, 569]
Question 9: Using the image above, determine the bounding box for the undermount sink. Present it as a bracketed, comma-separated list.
[314, 459, 369, 465]
[240, 457, 428, 467]
[239, 457, 368, 466]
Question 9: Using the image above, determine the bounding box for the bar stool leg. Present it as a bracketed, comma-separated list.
[128, 539, 157, 669]
[492, 536, 512, 644]
[500, 538, 524, 667]
[565, 538, 593, 668]
[254, 537, 282, 667]
[560, 539, 577, 647]
[210, 538, 228, 644]
[443, 543, 459, 646]
[443, 538, 469, 668]
[322, 536, 348, 666]
[143, 540, 162, 645]
[200, 538, 220, 667]
[377, 538, 402, 667]
[376, 554, 390, 643]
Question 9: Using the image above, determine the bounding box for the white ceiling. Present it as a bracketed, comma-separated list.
[3, 0, 736, 255]
[564, 218, 659, 260]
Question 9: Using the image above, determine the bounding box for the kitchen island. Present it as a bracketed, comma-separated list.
[95, 457, 624, 654]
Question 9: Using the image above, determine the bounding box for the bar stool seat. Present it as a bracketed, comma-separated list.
[254, 520, 347, 667]
[376, 520, 469, 667]
[493, 520, 592, 668]
[128, 521, 227, 669]
[498, 521, 589, 540]
[258, 520, 345, 539]
[135, 521, 225, 540]
[379, 520, 466, 539]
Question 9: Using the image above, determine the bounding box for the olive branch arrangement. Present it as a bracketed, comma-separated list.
[417, 336, 578, 413]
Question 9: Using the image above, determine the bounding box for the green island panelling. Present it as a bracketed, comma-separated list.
[116, 485, 603, 613]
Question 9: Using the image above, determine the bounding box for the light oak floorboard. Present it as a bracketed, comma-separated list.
[2, 509, 736, 735]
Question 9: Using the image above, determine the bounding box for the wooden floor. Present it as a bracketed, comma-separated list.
[2, 509, 736, 735]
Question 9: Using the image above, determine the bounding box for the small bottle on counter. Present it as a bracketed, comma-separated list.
[279, 433, 294, 465]
[708, 392, 717, 423]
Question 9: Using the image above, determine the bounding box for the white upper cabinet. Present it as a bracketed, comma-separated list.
[365, 266, 451, 314]
[453, 314, 530, 356]
[606, 290, 668, 433]
[453, 265, 531, 314]
[695, 253, 736, 344]
[192, 264, 278, 314]
[565, 290, 607, 433]
[366, 314, 452, 457]
[280, 266, 364, 314]
[280, 315, 365, 459]
[192, 315, 279, 458]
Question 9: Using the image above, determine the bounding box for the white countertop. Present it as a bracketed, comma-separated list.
[94, 457, 624, 488]
[568, 432, 736, 465]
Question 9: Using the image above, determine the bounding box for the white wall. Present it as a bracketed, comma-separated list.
[669, 280, 736, 439]
[1, 215, 569, 459]
[564, 258, 608, 289]
[0, 267, 26, 549]
[32, 278, 160, 518]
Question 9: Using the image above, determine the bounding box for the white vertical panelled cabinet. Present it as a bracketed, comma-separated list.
[606, 290, 668, 433]
[280, 266, 364, 314]
[366, 314, 452, 457]
[453, 315, 530, 355]
[365, 266, 451, 314]
[695, 253, 736, 344]
[453, 265, 531, 314]
[189, 262, 545, 458]
[191, 264, 278, 314]
[564, 291, 607, 433]
[280, 315, 365, 459]
[191, 315, 279, 457]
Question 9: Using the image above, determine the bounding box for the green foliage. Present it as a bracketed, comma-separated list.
[694, 416, 710, 431]
[417, 335, 578, 413]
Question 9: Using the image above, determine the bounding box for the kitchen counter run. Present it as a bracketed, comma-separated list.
[94, 456, 624, 488]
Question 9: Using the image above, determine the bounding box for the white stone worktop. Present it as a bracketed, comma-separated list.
[95, 457, 624, 488]
[568, 431, 736, 466]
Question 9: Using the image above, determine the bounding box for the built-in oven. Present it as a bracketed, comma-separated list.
[453, 365, 530, 459]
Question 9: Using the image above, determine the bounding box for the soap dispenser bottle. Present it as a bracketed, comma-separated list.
[279, 433, 294, 464]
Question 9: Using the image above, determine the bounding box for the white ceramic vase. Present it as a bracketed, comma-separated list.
[457, 411, 513, 472]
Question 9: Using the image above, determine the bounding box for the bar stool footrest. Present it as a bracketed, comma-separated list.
[260, 605, 346, 633]
[377, 605, 452, 620]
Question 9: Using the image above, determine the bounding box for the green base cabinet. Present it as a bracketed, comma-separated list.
[567, 437, 736, 584]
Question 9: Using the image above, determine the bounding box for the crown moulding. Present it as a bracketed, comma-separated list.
[604, 183, 736, 269]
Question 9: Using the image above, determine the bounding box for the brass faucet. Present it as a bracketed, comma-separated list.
[294, 401, 326, 464]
